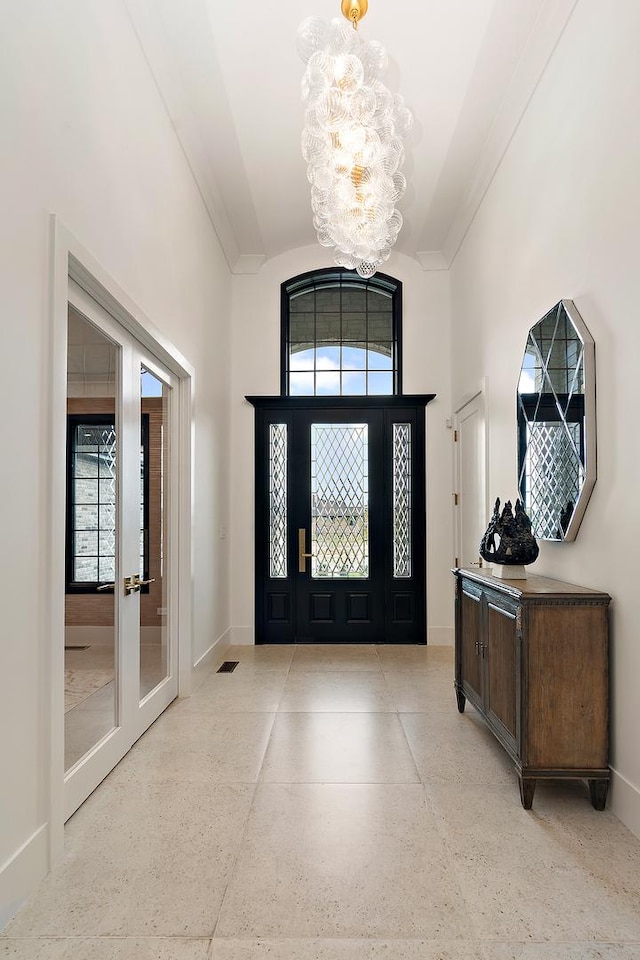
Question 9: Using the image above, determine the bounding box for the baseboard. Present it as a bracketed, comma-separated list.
[64, 625, 113, 646]
[192, 627, 231, 676]
[610, 767, 640, 841]
[428, 626, 454, 645]
[229, 625, 254, 646]
[0, 824, 48, 931]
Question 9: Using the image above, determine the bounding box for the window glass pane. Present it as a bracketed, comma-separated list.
[368, 372, 393, 395]
[139, 368, 171, 702]
[141, 370, 163, 397]
[98, 531, 115, 556]
[311, 423, 369, 579]
[341, 344, 367, 369]
[316, 346, 340, 370]
[290, 316, 315, 341]
[342, 314, 367, 341]
[290, 346, 315, 371]
[341, 288, 366, 311]
[316, 371, 341, 395]
[290, 290, 316, 313]
[316, 314, 341, 342]
[342, 371, 366, 395]
[269, 424, 288, 579]
[76, 557, 99, 581]
[368, 315, 393, 341]
[367, 289, 392, 311]
[290, 372, 315, 395]
[75, 531, 98, 556]
[76, 504, 99, 530]
[368, 345, 393, 370]
[75, 479, 99, 504]
[393, 423, 412, 578]
[98, 558, 115, 582]
[315, 288, 340, 311]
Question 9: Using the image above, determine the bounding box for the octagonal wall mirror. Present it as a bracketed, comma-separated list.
[517, 299, 596, 541]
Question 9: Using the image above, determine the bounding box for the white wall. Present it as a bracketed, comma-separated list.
[230, 245, 453, 646]
[450, 0, 640, 835]
[0, 0, 231, 925]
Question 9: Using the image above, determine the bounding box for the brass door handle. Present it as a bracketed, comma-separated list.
[97, 582, 115, 592]
[124, 575, 141, 595]
[298, 529, 315, 573]
[133, 575, 156, 587]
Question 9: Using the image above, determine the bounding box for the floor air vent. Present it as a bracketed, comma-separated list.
[217, 660, 239, 673]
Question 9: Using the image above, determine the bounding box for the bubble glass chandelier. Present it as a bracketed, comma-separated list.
[297, 0, 412, 278]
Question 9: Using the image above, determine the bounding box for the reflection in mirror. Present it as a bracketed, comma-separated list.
[517, 300, 595, 542]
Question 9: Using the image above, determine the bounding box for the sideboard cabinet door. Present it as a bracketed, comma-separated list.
[455, 580, 483, 712]
[485, 600, 517, 753]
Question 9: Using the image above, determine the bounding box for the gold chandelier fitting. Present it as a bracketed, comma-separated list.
[341, 0, 368, 28]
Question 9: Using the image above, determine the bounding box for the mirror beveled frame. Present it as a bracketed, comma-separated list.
[517, 299, 596, 542]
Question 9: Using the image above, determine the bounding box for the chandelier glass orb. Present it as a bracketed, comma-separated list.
[297, 2, 412, 278]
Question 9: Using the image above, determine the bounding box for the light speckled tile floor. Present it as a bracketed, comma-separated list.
[4, 644, 640, 959]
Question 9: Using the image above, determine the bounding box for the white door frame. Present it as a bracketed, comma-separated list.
[47, 217, 194, 866]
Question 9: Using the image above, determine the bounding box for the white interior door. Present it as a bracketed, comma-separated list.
[454, 392, 487, 569]
[64, 281, 178, 820]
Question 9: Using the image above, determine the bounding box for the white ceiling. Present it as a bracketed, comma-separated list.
[123, 0, 578, 273]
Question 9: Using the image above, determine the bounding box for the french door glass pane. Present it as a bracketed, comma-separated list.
[139, 366, 171, 701]
[269, 423, 288, 578]
[393, 422, 412, 578]
[311, 423, 369, 579]
[65, 307, 117, 770]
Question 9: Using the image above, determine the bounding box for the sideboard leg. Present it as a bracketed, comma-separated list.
[455, 688, 466, 713]
[519, 776, 536, 809]
[588, 778, 609, 811]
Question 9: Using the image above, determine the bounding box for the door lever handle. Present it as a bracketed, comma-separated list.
[298, 529, 314, 573]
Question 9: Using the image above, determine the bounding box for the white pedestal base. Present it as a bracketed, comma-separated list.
[492, 564, 527, 580]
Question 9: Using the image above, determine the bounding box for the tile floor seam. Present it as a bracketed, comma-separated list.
[397, 713, 487, 943]
[209, 751, 271, 940]
[394, 703, 425, 785]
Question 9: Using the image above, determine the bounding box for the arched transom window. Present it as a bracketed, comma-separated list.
[281, 269, 402, 396]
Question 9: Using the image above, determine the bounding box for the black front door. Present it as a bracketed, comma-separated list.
[250, 397, 431, 644]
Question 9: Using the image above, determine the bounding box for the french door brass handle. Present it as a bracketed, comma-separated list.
[124, 574, 156, 595]
[124, 575, 141, 595]
[96, 582, 115, 592]
[298, 529, 315, 573]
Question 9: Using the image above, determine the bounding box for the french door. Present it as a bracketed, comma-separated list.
[251, 397, 432, 644]
[64, 281, 179, 819]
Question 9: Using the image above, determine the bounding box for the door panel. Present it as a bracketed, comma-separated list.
[254, 401, 426, 644]
[65, 316, 119, 772]
[295, 410, 385, 642]
[486, 602, 517, 742]
[460, 589, 483, 701]
[64, 284, 178, 820]
[455, 392, 487, 569]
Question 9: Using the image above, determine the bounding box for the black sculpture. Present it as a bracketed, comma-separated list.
[480, 498, 539, 566]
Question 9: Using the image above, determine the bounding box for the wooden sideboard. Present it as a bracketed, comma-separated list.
[453, 567, 611, 809]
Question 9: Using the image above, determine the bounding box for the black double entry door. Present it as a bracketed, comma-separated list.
[249, 397, 432, 644]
